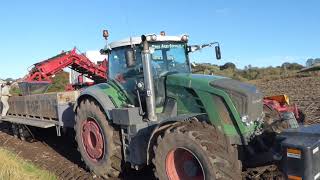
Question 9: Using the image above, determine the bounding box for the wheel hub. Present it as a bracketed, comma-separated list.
[183, 160, 199, 177]
[166, 148, 204, 180]
[82, 118, 104, 161]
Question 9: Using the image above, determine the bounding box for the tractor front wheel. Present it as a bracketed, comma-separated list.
[152, 120, 241, 180]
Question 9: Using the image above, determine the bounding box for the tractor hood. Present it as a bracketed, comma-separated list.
[166, 73, 228, 89]
[166, 73, 264, 125]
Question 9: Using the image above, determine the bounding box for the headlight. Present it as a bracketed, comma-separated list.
[147, 34, 157, 41]
[102, 30, 109, 40]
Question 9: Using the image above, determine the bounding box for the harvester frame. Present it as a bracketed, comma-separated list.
[24, 48, 107, 87]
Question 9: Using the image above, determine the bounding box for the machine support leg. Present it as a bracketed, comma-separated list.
[56, 125, 61, 136]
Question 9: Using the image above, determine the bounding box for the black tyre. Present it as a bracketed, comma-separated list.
[152, 119, 241, 180]
[11, 123, 34, 142]
[75, 99, 122, 178]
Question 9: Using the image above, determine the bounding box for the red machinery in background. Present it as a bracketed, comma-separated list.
[20, 48, 107, 94]
[263, 95, 305, 123]
[25, 48, 107, 83]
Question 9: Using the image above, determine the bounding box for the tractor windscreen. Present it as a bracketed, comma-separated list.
[108, 41, 190, 82]
[108, 41, 190, 107]
[149, 42, 190, 76]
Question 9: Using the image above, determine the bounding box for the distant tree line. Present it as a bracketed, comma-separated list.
[280, 62, 304, 70]
[192, 62, 305, 81]
[306, 58, 320, 67]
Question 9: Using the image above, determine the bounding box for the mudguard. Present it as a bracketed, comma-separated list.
[75, 83, 118, 120]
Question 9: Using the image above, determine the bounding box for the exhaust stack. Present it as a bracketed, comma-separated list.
[141, 35, 157, 122]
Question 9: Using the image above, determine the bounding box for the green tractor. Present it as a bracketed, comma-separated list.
[73, 31, 319, 180]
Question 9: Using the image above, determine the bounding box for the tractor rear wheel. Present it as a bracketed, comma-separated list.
[152, 120, 241, 180]
[74, 99, 122, 178]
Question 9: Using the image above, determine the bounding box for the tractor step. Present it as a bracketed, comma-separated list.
[1, 116, 58, 128]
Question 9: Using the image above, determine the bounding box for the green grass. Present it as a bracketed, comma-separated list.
[0, 148, 56, 180]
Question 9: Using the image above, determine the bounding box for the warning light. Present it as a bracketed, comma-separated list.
[103, 30, 109, 40]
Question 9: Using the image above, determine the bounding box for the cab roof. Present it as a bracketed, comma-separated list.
[108, 35, 186, 49]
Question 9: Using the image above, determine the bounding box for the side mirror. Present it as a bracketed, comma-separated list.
[125, 49, 136, 67]
[215, 46, 221, 60]
[100, 48, 110, 55]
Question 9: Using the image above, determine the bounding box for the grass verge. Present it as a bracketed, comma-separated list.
[0, 148, 56, 180]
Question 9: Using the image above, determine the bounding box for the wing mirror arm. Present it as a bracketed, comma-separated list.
[188, 42, 221, 60]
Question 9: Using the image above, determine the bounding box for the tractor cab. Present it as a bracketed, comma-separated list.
[107, 35, 190, 107]
[102, 32, 221, 121]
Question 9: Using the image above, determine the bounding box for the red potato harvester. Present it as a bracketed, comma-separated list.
[20, 48, 107, 95]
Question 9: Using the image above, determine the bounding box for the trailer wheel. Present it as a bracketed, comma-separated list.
[75, 99, 122, 178]
[152, 120, 241, 180]
[11, 124, 34, 142]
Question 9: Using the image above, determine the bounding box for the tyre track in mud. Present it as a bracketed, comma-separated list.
[0, 123, 154, 180]
[0, 123, 103, 180]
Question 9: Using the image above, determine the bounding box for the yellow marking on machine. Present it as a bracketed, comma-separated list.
[264, 94, 290, 105]
[287, 148, 301, 159]
[288, 175, 302, 180]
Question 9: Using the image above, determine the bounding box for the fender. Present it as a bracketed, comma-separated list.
[75, 84, 116, 120]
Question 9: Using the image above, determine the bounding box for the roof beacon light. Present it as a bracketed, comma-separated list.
[160, 31, 166, 36]
[181, 34, 189, 42]
[103, 30, 109, 40]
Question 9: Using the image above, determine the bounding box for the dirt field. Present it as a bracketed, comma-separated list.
[254, 76, 320, 124]
[0, 76, 319, 179]
[0, 123, 154, 180]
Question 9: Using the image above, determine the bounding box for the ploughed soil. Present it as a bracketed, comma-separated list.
[0, 75, 319, 179]
[0, 123, 154, 180]
[253, 76, 320, 124]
